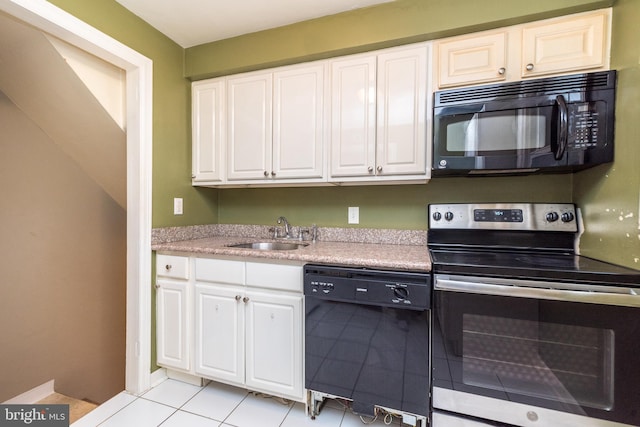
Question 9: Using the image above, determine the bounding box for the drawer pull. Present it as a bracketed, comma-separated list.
[235, 295, 242, 301]
[165, 264, 172, 271]
[243, 297, 249, 303]
[498, 67, 506, 75]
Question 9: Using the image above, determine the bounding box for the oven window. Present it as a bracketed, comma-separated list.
[461, 313, 614, 411]
[444, 108, 551, 154]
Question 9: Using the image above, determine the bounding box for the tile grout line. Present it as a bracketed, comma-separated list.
[219, 390, 250, 427]
[173, 382, 230, 426]
[94, 393, 141, 427]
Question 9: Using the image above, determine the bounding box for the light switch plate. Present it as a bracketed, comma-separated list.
[348, 206, 359, 224]
[174, 198, 183, 215]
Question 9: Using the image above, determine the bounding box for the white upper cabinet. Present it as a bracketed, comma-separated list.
[330, 54, 377, 178]
[520, 10, 609, 78]
[226, 71, 273, 181]
[272, 63, 326, 180]
[434, 8, 611, 89]
[436, 30, 510, 88]
[192, 79, 225, 184]
[376, 45, 428, 177]
[225, 63, 326, 184]
[330, 43, 430, 183]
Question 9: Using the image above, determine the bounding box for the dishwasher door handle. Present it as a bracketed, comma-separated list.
[435, 275, 640, 308]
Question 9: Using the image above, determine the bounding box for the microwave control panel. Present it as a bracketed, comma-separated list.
[569, 102, 605, 149]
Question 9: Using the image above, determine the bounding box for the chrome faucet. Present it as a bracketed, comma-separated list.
[277, 216, 293, 239]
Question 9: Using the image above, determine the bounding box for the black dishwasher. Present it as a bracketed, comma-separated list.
[304, 264, 431, 426]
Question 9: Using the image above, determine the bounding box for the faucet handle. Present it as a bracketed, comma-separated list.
[298, 227, 310, 241]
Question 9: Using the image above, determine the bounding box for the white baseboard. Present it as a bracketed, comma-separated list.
[165, 369, 206, 386]
[149, 368, 167, 389]
[3, 380, 55, 404]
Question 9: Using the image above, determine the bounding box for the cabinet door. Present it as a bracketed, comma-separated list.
[156, 279, 190, 371]
[521, 10, 608, 78]
[273, 63, 326, 180]
[376, 44, 428, 176]
[244, 291, 303, 400]
[194, 283, 245, 385]
[192, 79, 225, 183]
[227, 72, 273, 180]
[330, 54, 377, 178]
[436, 31, 508, 88]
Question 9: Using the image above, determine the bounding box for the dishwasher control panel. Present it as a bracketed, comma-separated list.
[304, 264, 431, 310]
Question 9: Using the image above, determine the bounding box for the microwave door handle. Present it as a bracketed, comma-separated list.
[555, 95, 569, 160]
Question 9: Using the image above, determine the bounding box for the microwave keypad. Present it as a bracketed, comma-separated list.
[571, 104, 601, 148]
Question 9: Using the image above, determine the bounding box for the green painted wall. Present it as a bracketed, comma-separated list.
[574, 0, 640, 269]
[48, 0, 219, 228]
[185, 0, 612, 79]
[218, 176, 573, 229]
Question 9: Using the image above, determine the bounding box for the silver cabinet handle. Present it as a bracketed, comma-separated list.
[235, 295, 241, 301]
[191, 174, 196, 179]
[165, 264, 172, 271]
[376, 165, 383, 173]
[271, 171, 276, 177]
[263, 171, 269, 177]
[526, 63, 534, 71]
[367, 166, 374, 173]
[155, 284, 160, 289]
[243, 297, 249, 303]
[498, 67, 506, 75]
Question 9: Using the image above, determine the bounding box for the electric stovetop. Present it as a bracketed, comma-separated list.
[429, 248, 640, 285]
[428, 203, 640, 286]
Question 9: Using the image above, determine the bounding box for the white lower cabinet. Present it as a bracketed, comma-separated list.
[244, 290, 302, 399]
[156, 278, 190, 371]
[194, 283, 245, 384]
[156, 254, 304, 402]
[156, 254, 191, 371]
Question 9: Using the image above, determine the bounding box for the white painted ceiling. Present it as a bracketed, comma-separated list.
[115, 0, 394, 48]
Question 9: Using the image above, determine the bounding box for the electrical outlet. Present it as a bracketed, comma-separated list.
[173, 197, 183, 215]
[348, 206, 359, 224]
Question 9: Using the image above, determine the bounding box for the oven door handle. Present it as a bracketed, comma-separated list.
[435, 275, 640, 308]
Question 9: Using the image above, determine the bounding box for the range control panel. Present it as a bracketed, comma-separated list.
[429, 203, 578, 232]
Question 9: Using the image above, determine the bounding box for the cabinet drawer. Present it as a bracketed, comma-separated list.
[246, 262, 302, 292]
[157, 254, 189, 279]
[195, 258, 245, 285]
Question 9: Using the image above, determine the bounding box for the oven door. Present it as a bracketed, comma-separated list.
[432, 274, 640, 427]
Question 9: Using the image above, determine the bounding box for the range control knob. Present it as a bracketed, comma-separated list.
[444, 212, 454, 221]
[432, 212, 442, 221]
[546, 212, 559, 222]
[561, 212, 575, 223]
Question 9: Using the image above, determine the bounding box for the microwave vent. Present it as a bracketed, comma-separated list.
[436, 71, 615, 106]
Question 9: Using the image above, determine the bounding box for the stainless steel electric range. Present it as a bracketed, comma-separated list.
[428, 203, 640, 427]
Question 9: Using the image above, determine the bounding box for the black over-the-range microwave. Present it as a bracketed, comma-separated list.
[432, 70, 617, 176]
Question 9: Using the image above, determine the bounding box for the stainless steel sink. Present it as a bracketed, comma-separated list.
[227, 241, 308, 251]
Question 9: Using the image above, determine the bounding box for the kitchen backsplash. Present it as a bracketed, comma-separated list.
[152, 224, 427, 246]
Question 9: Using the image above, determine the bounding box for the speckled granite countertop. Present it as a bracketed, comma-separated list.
[152, 225, 431, 272]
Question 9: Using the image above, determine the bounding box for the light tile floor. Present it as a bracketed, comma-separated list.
[70, 379, 405, 427]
